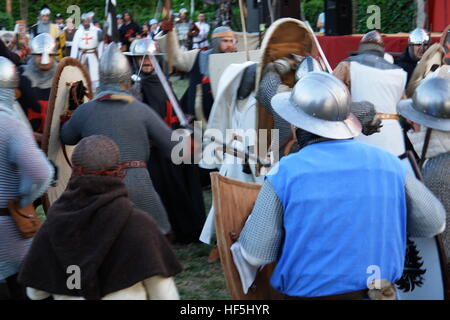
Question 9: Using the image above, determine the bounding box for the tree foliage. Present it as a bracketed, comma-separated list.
[0, 0, 220, 29]
[302, 0, 416, 34]
[356, 0, 416, 33]
[1, 0, 417, 33]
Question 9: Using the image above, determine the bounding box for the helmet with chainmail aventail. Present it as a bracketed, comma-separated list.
[99, 42, 132, 84]
[71, 135, 122, 177]
[0, 57, 19, 88]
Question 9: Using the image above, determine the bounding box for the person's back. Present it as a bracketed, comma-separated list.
[19, 135, 182, 300]
[268, 139, 407, 297]
[60, 42, 175, 235]
[63, 98, 156, 162]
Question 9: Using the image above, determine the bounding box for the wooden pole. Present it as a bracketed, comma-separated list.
[238, 0, 249, 61]
[6, 0, 12, 16]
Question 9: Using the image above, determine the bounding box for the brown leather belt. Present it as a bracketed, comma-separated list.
[0, 208, 9, 216]
[120, 161, 147, 169]
[377, 113, 400, 120]
[284, 289, 369, 300]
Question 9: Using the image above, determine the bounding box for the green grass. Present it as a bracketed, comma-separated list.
[165, 78, 229, 299]
[173, 189, 230, 300]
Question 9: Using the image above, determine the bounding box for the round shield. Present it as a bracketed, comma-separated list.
[41, 57, 92, 211]
[405, 43, 445, 98]
[397, 236, 448, 300]
[255, 18, 320, 173]
[255, 18, 319, 90]
[398, 155, 449, 300]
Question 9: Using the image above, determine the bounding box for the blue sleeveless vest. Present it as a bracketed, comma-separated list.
[267, 139, 407, 297]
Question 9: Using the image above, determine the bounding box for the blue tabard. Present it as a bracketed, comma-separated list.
[267, 139, 407, 297]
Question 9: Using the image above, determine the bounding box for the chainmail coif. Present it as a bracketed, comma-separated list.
[71, 135, 120, 172]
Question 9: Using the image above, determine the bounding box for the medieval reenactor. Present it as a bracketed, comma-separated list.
[199, 61, 265, 244]
[20, 33, 58, 133]
[125, 38, 206, 243]
[119, 11, 141, 52]
[333, 31, 407, 156]
[175, 8, 191, 51]
[63, 18, 77, 58]
[61, 42, 178, 236]
[0, 57, 32, 132]
[29, 6, 59, 39]
[192, 13, 210, 50]
[257, 55, 382, 158]
[155, 24, 237, 123]
[397, 77, 450, 272]
[19, 135, 182, 300]
[395, 28, 430, 84]
[232, 72, 446, 300]
[0, 57, 53, 300]
[55, 13, 65, 31]
[71, 13, 104, 92]
[404, 25, 450, 98]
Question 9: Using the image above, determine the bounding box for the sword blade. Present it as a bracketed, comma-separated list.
[204, 133, 271, 168]
[148, 54, 189, 127]
[305, 21, 333, 73]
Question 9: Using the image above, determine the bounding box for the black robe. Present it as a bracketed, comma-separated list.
[180, 52, 214, 120]
[119, 21, 141, 51]
[139, 74, 206, 243]
[19, 175, 182, 300]
[395, 48, 417, 85]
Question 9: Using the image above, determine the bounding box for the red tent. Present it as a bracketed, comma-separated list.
[428, 0, 450, 32]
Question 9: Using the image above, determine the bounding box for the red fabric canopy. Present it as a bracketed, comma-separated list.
[317, 35, 441, 69]
[428, 0, 450, 32]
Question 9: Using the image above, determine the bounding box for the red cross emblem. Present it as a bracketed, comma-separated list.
[81, 33, 93, 45]
[164, 101, 179, 127]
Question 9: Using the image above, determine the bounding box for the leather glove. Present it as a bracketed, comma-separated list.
[160, 20, 174, 33]
[59, 110, 74, 128]
[264, 54, 306, 76]
[351, 101, 383, 136]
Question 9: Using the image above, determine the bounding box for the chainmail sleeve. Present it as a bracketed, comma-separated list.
[60, 105, 84, 146]
[143, 103, 178, 158]
[405, 171, 446, 238]
[350, 101, 382, 136]
[238, 179, 284, 264]
[8, 121, 54, 207]
[422, 153, 450, 260]
[256, 71, 292, 146]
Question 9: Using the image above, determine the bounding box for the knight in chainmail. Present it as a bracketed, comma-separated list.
[0, 56, 53, 299]
[256, 55, 382, 157]
[333, 30, 408, 156]
[125, 39, 206, 243]
[20, 33, 58, 133]
[397, 77, 450, 272]
[61, 43, 176, 236]
[232, 72, 446, 300]
[29, 7, 60, 39]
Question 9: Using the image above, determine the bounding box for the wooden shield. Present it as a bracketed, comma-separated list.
[398, 152, 449, 300]
[41, 57, 92, 211]
[209, 50, 262, 99]
[211, 172, 282, 300]
[255, 18, 319, 173]
[405, 43, 445, 98]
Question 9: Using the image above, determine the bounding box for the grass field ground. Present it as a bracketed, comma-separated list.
[171, 77, 229, 300]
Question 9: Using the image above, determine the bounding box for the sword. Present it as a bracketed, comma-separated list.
[145, 54, 189, 127]
[204, 133, 271, 168]
[305, 21, 333, 73]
